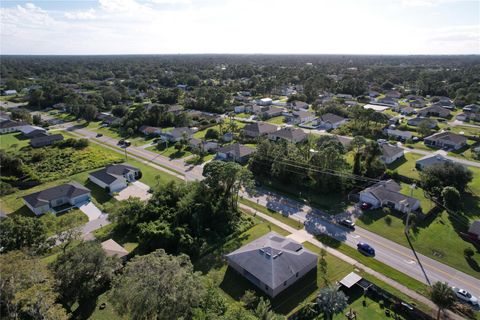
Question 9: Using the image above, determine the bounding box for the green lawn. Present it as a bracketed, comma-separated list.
[235, 113, 251, 119]
[0, 132, 30, 151]
[387, 152, 423, 180]
[146, 144, 192, 159]
[399, 183, 435, 212]
[85, 121, 156, 147]
[266, 116, 286, 125]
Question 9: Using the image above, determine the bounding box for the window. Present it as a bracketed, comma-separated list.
[265, 285, 268, 291]
[284, 281, 287, 286]
[296, 272, 299, 278]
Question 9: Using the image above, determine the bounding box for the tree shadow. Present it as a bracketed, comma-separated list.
[387, 156, 407, 170]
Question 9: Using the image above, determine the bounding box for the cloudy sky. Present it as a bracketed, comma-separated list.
[1, 0, 479, 55]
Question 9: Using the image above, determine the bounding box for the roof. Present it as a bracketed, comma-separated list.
[418, 105, 450, 117]
[243, 122, 278, 135]
[101, 239, 129, 258]
[290, 101, 309, 109]
[381, 143, 404, 158]
[30, 134, 64, 146]
[320, 113, 345, 124]
[363, 180, 418, 208]
[89, 163, 139, 185]
[340, 272, 363, 288]
[269, 127, 307, 141]
[167, 105, 183, 113]
[217, 143, 255, 158]
[17, 125, 46, 135]
[23, 182, 90, 208]
[407, 117, 437, 127]
[226, 232, 318, 289]
[416, 154, 452, 168]
[468, 221, 480, 237]
[0, 119, 23, 129]
[139, 125, 161, 134]
[333, 135, 352, 147]
[170, 127, 194, 139]
[293, 110, 315, 119]
[386, 129, 412, 138]
[425, 131, 467, 144]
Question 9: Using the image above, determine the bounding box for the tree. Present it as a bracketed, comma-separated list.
[418, 120, 433, 137]
[110, 249, 204, 320]
[349, 136, 366, 175]
[319, 248, 329, 285]
[205, 128, 219, 140]
[441, 186, 461, 212]
[203, 160, 254, 210]
[32, 114, 42, 125]
[316, 285, 349, 320]
[297, 301, 318, 320]
[83, 104, 98, 121]
[0, 251, 68, 320]
[0, 215, 50, 253]
[430, 281, 455, 320]
[420, 162, 473, 196]
[253, 297, 283, 320]
[50, 241, 120, 311]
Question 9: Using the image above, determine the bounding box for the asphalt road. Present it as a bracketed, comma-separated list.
[66, 124, 480, 298]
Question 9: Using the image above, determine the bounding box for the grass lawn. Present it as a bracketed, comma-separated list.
[146, 144, 192, 159]
[236, 113, 251, 119]
[387, 152, 423, 180]
[0, 132, 30, 151]
[399, 183, 435, 212]
[266, 116, 286, 125]
[239, 198, 303, 230]
[84, 121, 155, 147]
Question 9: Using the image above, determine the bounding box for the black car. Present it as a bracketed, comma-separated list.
[96, 133, 103, 138]
[357, 242, 375, 256]
[339, 219, 355, 229]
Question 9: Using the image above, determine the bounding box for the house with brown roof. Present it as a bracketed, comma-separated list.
[242, 122, 278, 138]
[424, 132, 467, 150]
[268, 127, 307, 143]
[216, 143, 255, 163]
[101, 239, 129, 259]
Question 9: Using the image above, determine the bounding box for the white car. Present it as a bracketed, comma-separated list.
[452, 287, 479, 306]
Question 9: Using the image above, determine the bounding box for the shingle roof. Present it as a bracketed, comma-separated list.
[425, 131, 467, 144]
[23, 182, 90, 208]
[226, 232, 318, 288]
[416, 154, 452, 168]
[381, 143, 404, 158]
[30, 134, 64, 146]
[269, 127, 307, 141]
[217, 143, 255, 158]
[243, 122, 278, 135]
[363, 180, 418, 208]
[170, 127, 194, 139]
[320, 113, 345, 124]
[0, 119, 24, 129]
[89, 164, 139, 185]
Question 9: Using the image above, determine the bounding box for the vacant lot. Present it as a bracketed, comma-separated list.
[0, 132, 30, 151]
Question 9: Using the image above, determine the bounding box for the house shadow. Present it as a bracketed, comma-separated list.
[219, 266, 318, 316]
[10, 205, 36, 217]
[387, 156, 408, 170]
[84, 181, 113, 205]
[66, 122, 88, 131]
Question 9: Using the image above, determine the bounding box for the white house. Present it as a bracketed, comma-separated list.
[258, 98, 273, 106]
[359, 180, 420, 214]
[0, 119, 25, 134]
[89, 163, 141, 193]
[384, 128, 413, 141]
[379, 143, 404, 164]
[234, 105, 246, 113]
[317, 113, 347, 130]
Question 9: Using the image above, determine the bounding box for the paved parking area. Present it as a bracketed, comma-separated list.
[77, 201, 102, 221]
[115, 181, 152, 201]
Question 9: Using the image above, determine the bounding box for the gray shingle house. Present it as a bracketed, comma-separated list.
[23, 182, 91, 216]
[417, 105, 450, 118]
[359, 180, 420, 214]
[216, 143, 255, 163]
[242, 122, 278, 138]
[88, 163, 140, 193]
[424, 132, 467, 150]
[268, 127, 307, 143]
[317, 113, 347, 130]
[30, 133, 64, 148]
[415, 154, 453, 170]
[226, 232, 318, 297]
[379, 143, 404, 164]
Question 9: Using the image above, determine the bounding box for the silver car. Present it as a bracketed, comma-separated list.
[452, 287, 478, 306]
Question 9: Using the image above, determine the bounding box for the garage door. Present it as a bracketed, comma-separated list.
[74, 195, 90, 204]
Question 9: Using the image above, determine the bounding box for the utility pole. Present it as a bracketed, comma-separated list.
[124, 146, 128, 161]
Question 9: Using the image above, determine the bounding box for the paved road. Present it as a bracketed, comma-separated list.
[66, 125, 480, 298]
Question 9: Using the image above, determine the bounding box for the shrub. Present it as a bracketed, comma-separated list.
[464, 247, 474, 257]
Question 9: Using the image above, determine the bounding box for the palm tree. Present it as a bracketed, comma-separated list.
[297, 300, 318, 320]
[430, 282, 455, 320]
[316, 285, 349, 320]
[253, 297, 282, 320]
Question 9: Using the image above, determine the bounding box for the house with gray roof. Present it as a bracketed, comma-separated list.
[23, 182, 91, 216]
[407, 117, 437, 128]
[288, 100, 309, 111]
[379, 143, 404, 164]
[268, 127, 307, 143]
[0, 119, 26, 134]
[30, 133, 64, 148]
[188, 138, 218, 153]
[384, 128, 413, 141]
[18, 125, 47, 138]
[216, 143, 255, 163]
[359, 180, 420, 214]
[89, 163, 140, 193]
[417, 105, 450, 118]
[317, 113, 347, 130]
[261, 106, 284, 119]
[226, 232, 318, 297]
[159, 127, 196, 143]
[286, 110, 315, 124]
[424, 131, 467, 150]
[242, 122, 278, 138]
[415, 154, 454, 170]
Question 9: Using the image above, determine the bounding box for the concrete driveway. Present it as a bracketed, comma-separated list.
[77, 201, 102, 221]
[115, 181, 152, 201]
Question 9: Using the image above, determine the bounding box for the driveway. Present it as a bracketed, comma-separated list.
[115, 181, 152, 201]
[77, 201, 103, 221]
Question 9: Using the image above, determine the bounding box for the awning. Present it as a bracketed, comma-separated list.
[339, 272, 362, 288]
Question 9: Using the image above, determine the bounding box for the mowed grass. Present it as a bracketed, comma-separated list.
[266, 116, 286, 125]
[84, 121, 155, 147]
[387, 152, 423, 180]
[146, 144, 192, 159]
[0, 132, 30, 151]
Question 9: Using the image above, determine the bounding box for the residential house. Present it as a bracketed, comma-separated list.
[258, 98, 273, 106]
[415, 154, 453, 170]
[379, 143, 404, 164]
[268, 127, 307, 143]
[242, 122, 278, 138]
[23, 182, 91, 216]
[3, 89, 17, 96]
[432, 101, 454, 110]
[30, 134, 64, 148]
[336, 93, 353, 100]
[18, 125, 47, 138]
[0, 119, 25, 134]
[409, 99, 426, 108]
[399, 106, 416, 115]
[101, 239, 129, 260]
[375, 97, 398, 107]
[369, 91, 380, 98]
[287, 110, 316, 125]
[216, 143, 255, 163]
[89, 163, 141, 193]
[139, 125, 162, 136]
[226, 232, 318, 298]
[288, 101, 309, 111]
[159, 127, 196, 143]
[189, 138, 218, 153]
[463, 104, 480, 113]
[456, 112, 480, 122]
[468, 221, 480, 241]
[261, 106, 284, 119]
[234, 105, 246, 113]
[317, 113, 347, 130]
[385, 90, 401, 99]
[359, 180, 420, 214]
[417, 105, 450, 118]
[167, 105, 183, 114]
[245, 104, 263, 114]
[384, 128, 413, 141]
[424, 132, 467, 150]
[388, 116, 400, 125]
[407, 117, 437, 128]
[333, 135, 353, 148]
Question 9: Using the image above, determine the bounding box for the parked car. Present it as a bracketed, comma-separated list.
[118, 139, 125, 146]
[339, 219, 355, 229]
[96, 133, 103, 137]
[360, 202, 372, 210]
[452, 287, 478, 306]
[124, 140, 131, 147]
[357, 242, 375, 256]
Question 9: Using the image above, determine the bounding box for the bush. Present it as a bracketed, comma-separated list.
[464, 247, 474, 257]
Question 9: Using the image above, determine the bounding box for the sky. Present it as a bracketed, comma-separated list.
[0, 0, 479, 55]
